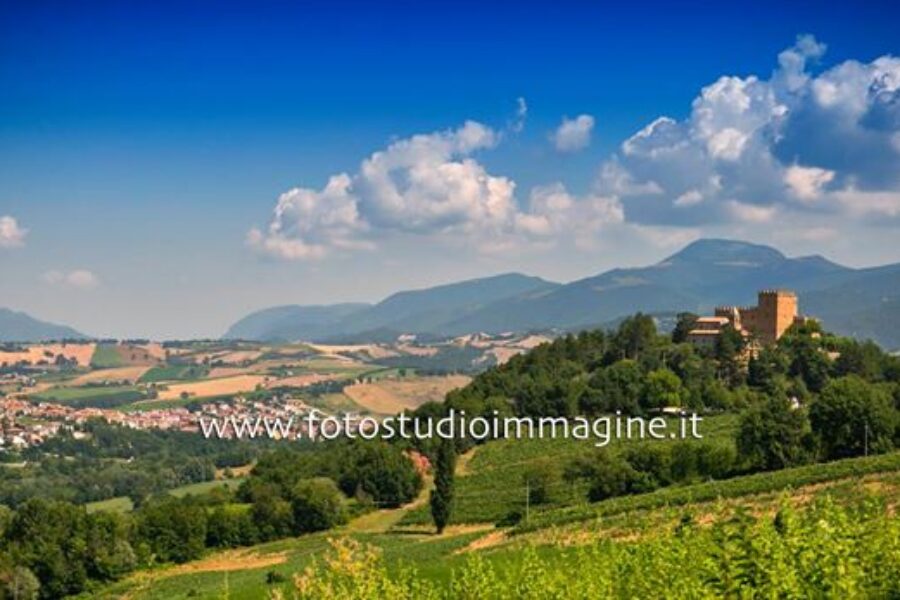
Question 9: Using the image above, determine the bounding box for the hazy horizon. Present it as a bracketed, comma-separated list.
[2, 2, 900, 338]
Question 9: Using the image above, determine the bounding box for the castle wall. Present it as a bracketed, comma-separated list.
[739, 290, 797, 344]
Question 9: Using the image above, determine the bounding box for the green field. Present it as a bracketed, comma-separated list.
[85, 496, 134, 513]
[516, 449, 900, 533]
[83, 479, 247, 514]
[139, 364, 210, 383]
[31, 384, 145, 408]
[294, 358, 372, 375]
[90, 344, 126, 368]
[169, 478, 246, 498]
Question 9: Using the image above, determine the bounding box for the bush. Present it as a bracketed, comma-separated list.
[586, 453, 640, 502]
[522, 458, 561, 505]
[641, 369, 686, 410]
[136, 497, 208, 564]
[336, 441, 422, 508]
[809, 376, 896, 459]
[290, 478, 347, 534]
[737, 395, 811, 470]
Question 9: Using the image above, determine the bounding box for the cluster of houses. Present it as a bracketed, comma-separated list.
[0, 393, 319, 451]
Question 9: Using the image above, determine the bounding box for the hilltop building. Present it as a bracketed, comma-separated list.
[687, 290, 811, 349]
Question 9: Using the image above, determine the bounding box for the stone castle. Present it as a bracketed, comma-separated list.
[687, 290, 809, 348]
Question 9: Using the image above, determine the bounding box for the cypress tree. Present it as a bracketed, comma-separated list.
[429, 439, 456, 533]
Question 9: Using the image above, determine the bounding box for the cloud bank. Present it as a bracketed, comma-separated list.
[250, 35, 900, 261]
[249, 121, 626, 259]
[605, 35, 900, 226]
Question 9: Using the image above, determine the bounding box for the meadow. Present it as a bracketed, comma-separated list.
[90, 344, 127, 368]
[84, 478, 248, 514]
[139, 364, 210, 383]
[31, 384, 146, 407]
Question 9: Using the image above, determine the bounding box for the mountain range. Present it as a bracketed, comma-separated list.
[223, 239, 900, 350]
[3, 239, 898, 348]
[0, 309, 87, 343]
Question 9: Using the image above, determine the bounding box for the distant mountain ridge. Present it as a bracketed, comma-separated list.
[223, 273, 558, 342]
[223, 304, 371, 342]
[0, 308, 88, 342]
[225, 239, 900, 349]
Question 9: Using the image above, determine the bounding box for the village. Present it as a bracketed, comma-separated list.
[0, 392, 325, 451]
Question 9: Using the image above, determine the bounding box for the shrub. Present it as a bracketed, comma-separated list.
[809, 376, 896, 459]
[290, 478, 347, 534]
[737, 395, 811, 470]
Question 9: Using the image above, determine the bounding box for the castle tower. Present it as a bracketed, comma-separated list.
[748, 290, 797, 344]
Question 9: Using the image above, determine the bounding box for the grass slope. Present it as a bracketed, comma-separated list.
[90, 344, 126, 368]
[399, 414, 739, 526]
[92, 451, 900, 600]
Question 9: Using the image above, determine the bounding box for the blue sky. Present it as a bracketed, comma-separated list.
[1, 1, 899, 338]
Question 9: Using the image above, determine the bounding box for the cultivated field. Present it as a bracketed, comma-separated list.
[91, 343, 162, 368]
[69, 366, 152, 385]
[343, 374, 471, 414]
[0, 342, 96, 367]
[156, 374, 270, 400]
[31, 384, 145, 406]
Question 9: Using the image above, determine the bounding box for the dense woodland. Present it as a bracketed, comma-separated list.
[1, 314, 899, 598]
[0, 423, 255, 508]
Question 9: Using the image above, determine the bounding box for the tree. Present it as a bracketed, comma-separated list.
[336, 441, 422, 508]
[586, 453, 639, 502]
[809, 376, 896, 459]
[834, 340, 884, 381]
[290, 478, 347, 534]
[522, 458, 560, 505]
[641, 369, 686, 410]
[430, 439, 456, 533]
[785, 337, 831, 393]
[5, 567, 40, 600]
[672, 312, 699, 344]
[612, 314, 658, 360]
[4, 499, 90, 597]
[737, 395, 811, 471]
[136, 497, 208, 563]
[84, 511, 136, 580]
[748, 346, 789, 392]
[250, 494, 294, 541]
[714, 325, 746, 385]
[584, 359, 643, 414]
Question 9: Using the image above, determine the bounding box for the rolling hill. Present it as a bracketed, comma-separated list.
[0, 308, 88, 342]
[225, 239, 900, 349]
[224, 273, 559, 342]
[222, 303, 370, 341]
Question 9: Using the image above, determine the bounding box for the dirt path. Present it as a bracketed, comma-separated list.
[345, 475, 433, 533]
[455, 446, 478, 476]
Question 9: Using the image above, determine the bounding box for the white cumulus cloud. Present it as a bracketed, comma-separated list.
[516, 183, 624, 250]
[784, 165, 835, 201]
[551, 114, 595, 152]
[597, 34, 900, 227]
[43, 269, 100, 289]
[250, 121, 525, 259]
[0, 216, 27, 248]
